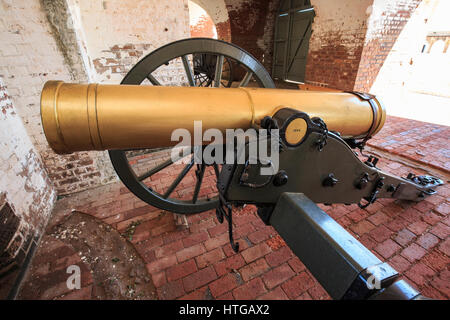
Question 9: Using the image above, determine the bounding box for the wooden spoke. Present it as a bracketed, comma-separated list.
[110, 38, 274, 214]
[192, 164, 206, 204]
[213, 163, 221, 179]
[239, 71, 253, 87]
[138, 158, 173, 181]
[147, 74, 161, 86]
[182, 55, 196, 87]
[214, 55, 224, 87]
[138, 147, 191, 181]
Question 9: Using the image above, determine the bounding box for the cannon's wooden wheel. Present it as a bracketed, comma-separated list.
[193, 53, 233, 87]
[109, 38, 275, 214]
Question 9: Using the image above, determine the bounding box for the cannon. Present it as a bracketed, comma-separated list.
[40, 38, 442, 300]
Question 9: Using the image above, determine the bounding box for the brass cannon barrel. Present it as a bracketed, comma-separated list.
[41, 81, 386, 154]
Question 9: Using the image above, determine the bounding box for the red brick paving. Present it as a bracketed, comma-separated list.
[18, 235, 94, 300]
[368, 116, 450, 173]
[20, 116, 450, 299]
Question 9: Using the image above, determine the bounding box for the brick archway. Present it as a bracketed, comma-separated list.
[190, 0, 232, 42]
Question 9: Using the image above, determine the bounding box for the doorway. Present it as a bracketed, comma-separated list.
[272, 0, 315, 83]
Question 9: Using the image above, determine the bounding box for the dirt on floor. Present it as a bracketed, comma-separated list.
[18, 211, 157, 300]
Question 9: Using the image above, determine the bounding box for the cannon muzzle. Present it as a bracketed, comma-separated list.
[41, 81, 385, 154]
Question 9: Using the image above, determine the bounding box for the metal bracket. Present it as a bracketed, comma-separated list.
[216, 193, 239, 253]
[358, 177, 384, 209]
[267, 192, 425, 300]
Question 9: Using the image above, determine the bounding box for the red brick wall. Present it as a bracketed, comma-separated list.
[305, 32, 367, 90]
[225, 0, 280, 74]
[190, 15, 217, 39]
[354, 0, 422, 92]
[216, 21, 232, 43]
[224, 0, 370, 91]
[304, 0, 373, 91]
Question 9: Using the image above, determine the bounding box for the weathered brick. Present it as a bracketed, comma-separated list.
[241, 243, 271, 263]
[195, 247, 225, 269]
[232, 278, 267, 300]
[154, 240, 184, 259]
[374, 239, 401, 259]
[423, 250, 450, 272]
[416, 233, 439, 250]
[222, 240, 251, 257]
[281, 272, 315, 299]
[405, 263, 435, 286]
[385, 217, 409, 232]
[265, 246, 293, 267]
[421, 211, 441, 225]
[296, 292, 313, 300]
[369, 225, 394, 242]
[214, 254, 246, 276]
[308, 283, 330, 300]
[287, 257, 306, 273]
[146, 255, 177, 274]
[208, 273, 240, 298]
[434, 202, 449, 216]
[257, 286, 289, 300]
[152, 271, 167, 288]
[430, 223, 450, 240]
[234, 223, 256, 238]
[350, 220, 376, 235]
[400, 208, 422, 223]
[407, 221, 429, 235]
[179, 286, 210, 300]
[239, 258, 270, 282]
[368, 211, 390, 226]
[182, 231, 209, 248]
[429, 270, 450, 298]
[388, 255, 411, 273]
[438, 238, 450, 256]
[394, 228, 416, 246]
[207, 223, 228, 238]
[166, 259, 197, 282]
[401, 243, 427, 262]
[358, 234, 378, 249]
[157, 279, 185, 300]
[262, 263, 295, 289]
[176, 243, 206, 263]
[266, 234, 286, 250]
[248, 228, 273, 244]
[189, 218, 217, 234]
[204, 232, 229, 251]
[182, 266, 217, 292]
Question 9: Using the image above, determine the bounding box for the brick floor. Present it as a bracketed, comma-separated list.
[20, 116, 450, 300]
[368, 116, 450, 174]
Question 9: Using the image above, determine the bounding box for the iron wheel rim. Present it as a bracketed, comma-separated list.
[109, 38, 274, 214]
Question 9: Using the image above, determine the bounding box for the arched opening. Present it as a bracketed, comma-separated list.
[429, 39, 445, 54]
[188, 1, 218, 39]
[368, 0, 450, 125]
[189, 0, 231, 42]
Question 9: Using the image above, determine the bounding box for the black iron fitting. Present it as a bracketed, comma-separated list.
[356, 172, 369, 190]
[323, 173, 339, 187]
[364, 155, 379, 168]
[359, 177, 384, 209]
[311, 117, 328, 151]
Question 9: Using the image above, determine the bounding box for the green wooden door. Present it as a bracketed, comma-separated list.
[272, 0, 315, 83]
